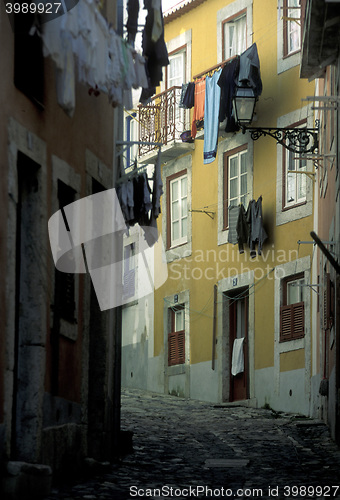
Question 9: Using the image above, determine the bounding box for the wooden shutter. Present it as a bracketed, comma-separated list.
[292, 302, 304, 337]
[168, 332, 177, 366]
[177, 330, 185, 364]
[280, 302, 304, 341]
[168, 330, 185, 366]
[280, 305, 292, 341]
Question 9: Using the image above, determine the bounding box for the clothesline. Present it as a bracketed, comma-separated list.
[38, 0, 169, 115]
[193, 57, 233, 81]
[116, 163, 152, 185]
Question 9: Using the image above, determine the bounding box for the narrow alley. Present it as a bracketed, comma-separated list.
[45, 388, 340, 500]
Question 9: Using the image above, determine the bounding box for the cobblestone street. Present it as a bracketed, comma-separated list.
[45, 389, 340, 499]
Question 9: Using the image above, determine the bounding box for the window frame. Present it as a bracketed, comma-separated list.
[124, 112, 138, 169]
[217, 0, 253, 65]
[223, 144, 248, 230]
[167, 169, 188, 249]
[280, 272, 305, 342]
[165, 46, 188, 139]
[168, 305, 185, 366]
[166, 46, 187, 89]
[222, 9, 247, 61]
[14, 12, 44, 107]
[282, 121, 308, 211]
[282, 0, 302, 59]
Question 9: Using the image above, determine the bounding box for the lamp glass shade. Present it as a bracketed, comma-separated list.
[233, 87, 256, 125]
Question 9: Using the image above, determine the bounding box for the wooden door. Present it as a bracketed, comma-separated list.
[229, 293, 248, 402]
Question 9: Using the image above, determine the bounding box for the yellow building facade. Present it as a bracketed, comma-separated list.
[128, 0, 317, 414]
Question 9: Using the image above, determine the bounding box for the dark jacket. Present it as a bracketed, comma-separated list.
[247, 196, 267, 257]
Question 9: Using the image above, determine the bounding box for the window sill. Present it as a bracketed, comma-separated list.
[169, 241, 188, 251]
[282, 200, 307, 212]
[166, 240, 192, 263]
[279, 334, 304, 343]
[167, 364, 186, 376]
[283, 49, 301, 60]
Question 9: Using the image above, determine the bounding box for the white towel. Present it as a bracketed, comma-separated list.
[231, 338, 244, 376]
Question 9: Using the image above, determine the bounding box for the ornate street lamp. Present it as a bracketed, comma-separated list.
[232, 86, 257, 126]
[232, 86, 319, 154]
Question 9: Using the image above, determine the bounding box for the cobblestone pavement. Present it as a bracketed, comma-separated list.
[45, 388, 340, 500]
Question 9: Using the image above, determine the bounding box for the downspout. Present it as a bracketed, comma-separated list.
[112, 0, 124, 457]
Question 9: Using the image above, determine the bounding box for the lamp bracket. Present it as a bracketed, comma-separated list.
[242, 127, 318, 154]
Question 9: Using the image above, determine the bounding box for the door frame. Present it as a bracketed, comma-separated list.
[6, 119, 48, 462]
[228, 290, 249, 401]
[217, 271, 255, 404]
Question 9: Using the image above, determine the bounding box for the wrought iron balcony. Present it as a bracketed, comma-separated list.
[138, 86, 192, 162]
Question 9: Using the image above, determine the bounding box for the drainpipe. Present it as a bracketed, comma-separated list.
[112, 0, 124, 458]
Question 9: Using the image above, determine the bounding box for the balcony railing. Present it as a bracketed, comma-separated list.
[138, 86, 190, 157]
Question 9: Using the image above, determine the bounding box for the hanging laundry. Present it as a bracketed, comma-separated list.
[142, 171, 153, 215]
[227, 205, 240, 245]
[217, 57, 240, 133]
[247, 196, 267, 257]
[236, 203, 249, 254]
[204, 68, 222, 164]
[41, 11, 65, 69]
[40, 0, 148, 115]
[134, 53, 149, 89]
[191, 78, 206, 139]
[117, 149, 163, 247]
[179, 83, 190, 108]
[140, 0, 169, 104]
[151, 0, 163, 43]
[55, 32, 76, 117]
[144, 149, 163, 246]
[182, 82, 195, 109]
[231, 338, 244, 376]
[152, 148, 163, 219]
[121, 39, 135, 90]
[126, 179, 135, 221]
[238, 43, 262, 97]
[126, 0, 140, 47]
[117, 182, 129, 223]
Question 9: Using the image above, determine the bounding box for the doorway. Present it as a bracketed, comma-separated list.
[228, 289, 249, 402]
[12, 152, 43, 460]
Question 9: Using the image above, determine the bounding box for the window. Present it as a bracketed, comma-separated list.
[223, 146, 248, 228]
[223, 12, 247, 60]
[284, 141, 307, 208]
[280, 273, 305, 342]
[123, 243, 136, 300]
[14, 13, 44, 106]
[283, 0, 301, 57]
[167, 49, 187, 138]
[167, 50, 186, 88]
[217, 0, 252, 65]
[167, 171, 188, 248]
[168, 306, 185, 366]
[125, 112, 138, 168]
